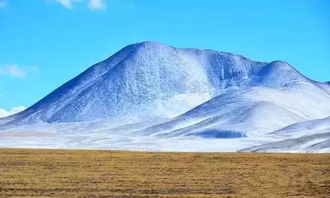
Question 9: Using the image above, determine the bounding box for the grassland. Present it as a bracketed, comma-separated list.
[0, 149, 329, 197]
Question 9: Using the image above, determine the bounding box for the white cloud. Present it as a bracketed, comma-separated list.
[50, 0, 83, 9]
[56, 0, 74, 8]
[0, 0, 7, 8]
[48, 0, 106, 10]
[0, 106, 26, 118]
[0, 64, 26, 78]
[88, 0, 106, 10]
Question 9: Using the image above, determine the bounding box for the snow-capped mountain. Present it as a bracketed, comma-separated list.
[0, 41, 329, 152]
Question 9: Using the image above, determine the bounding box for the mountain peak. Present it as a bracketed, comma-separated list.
[126, 41, 172, 51]
[137, 41, 166, 46]
[268, 60, 290, 65]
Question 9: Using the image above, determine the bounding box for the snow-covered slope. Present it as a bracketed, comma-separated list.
[315, 81, 330, 94]
[138, 84, 330, 137]
[241, 117, 330, 152]
[274, 116, 330, 134]
[0, 41, 329, 152]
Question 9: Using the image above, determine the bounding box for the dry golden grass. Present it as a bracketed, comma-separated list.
[0, 149, 329, 197]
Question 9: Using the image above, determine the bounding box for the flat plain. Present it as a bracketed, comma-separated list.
[0, 148, 329, 197]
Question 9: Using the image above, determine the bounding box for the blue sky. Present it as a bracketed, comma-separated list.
[0, 0, 329, 113]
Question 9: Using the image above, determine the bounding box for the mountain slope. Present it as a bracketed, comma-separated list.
[240, 117, 330, 152]
[138, 84, 330, 137]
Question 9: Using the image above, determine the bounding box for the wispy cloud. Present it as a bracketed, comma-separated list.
[88, 0, 106, 11]
[49, 0, 83, 9]
[0, 106, 26, 118]
[0, 64, 26, 78]
[0, 0, 7, 8]
[56, 0, 74, 9]
[48, 0, 107, 10]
